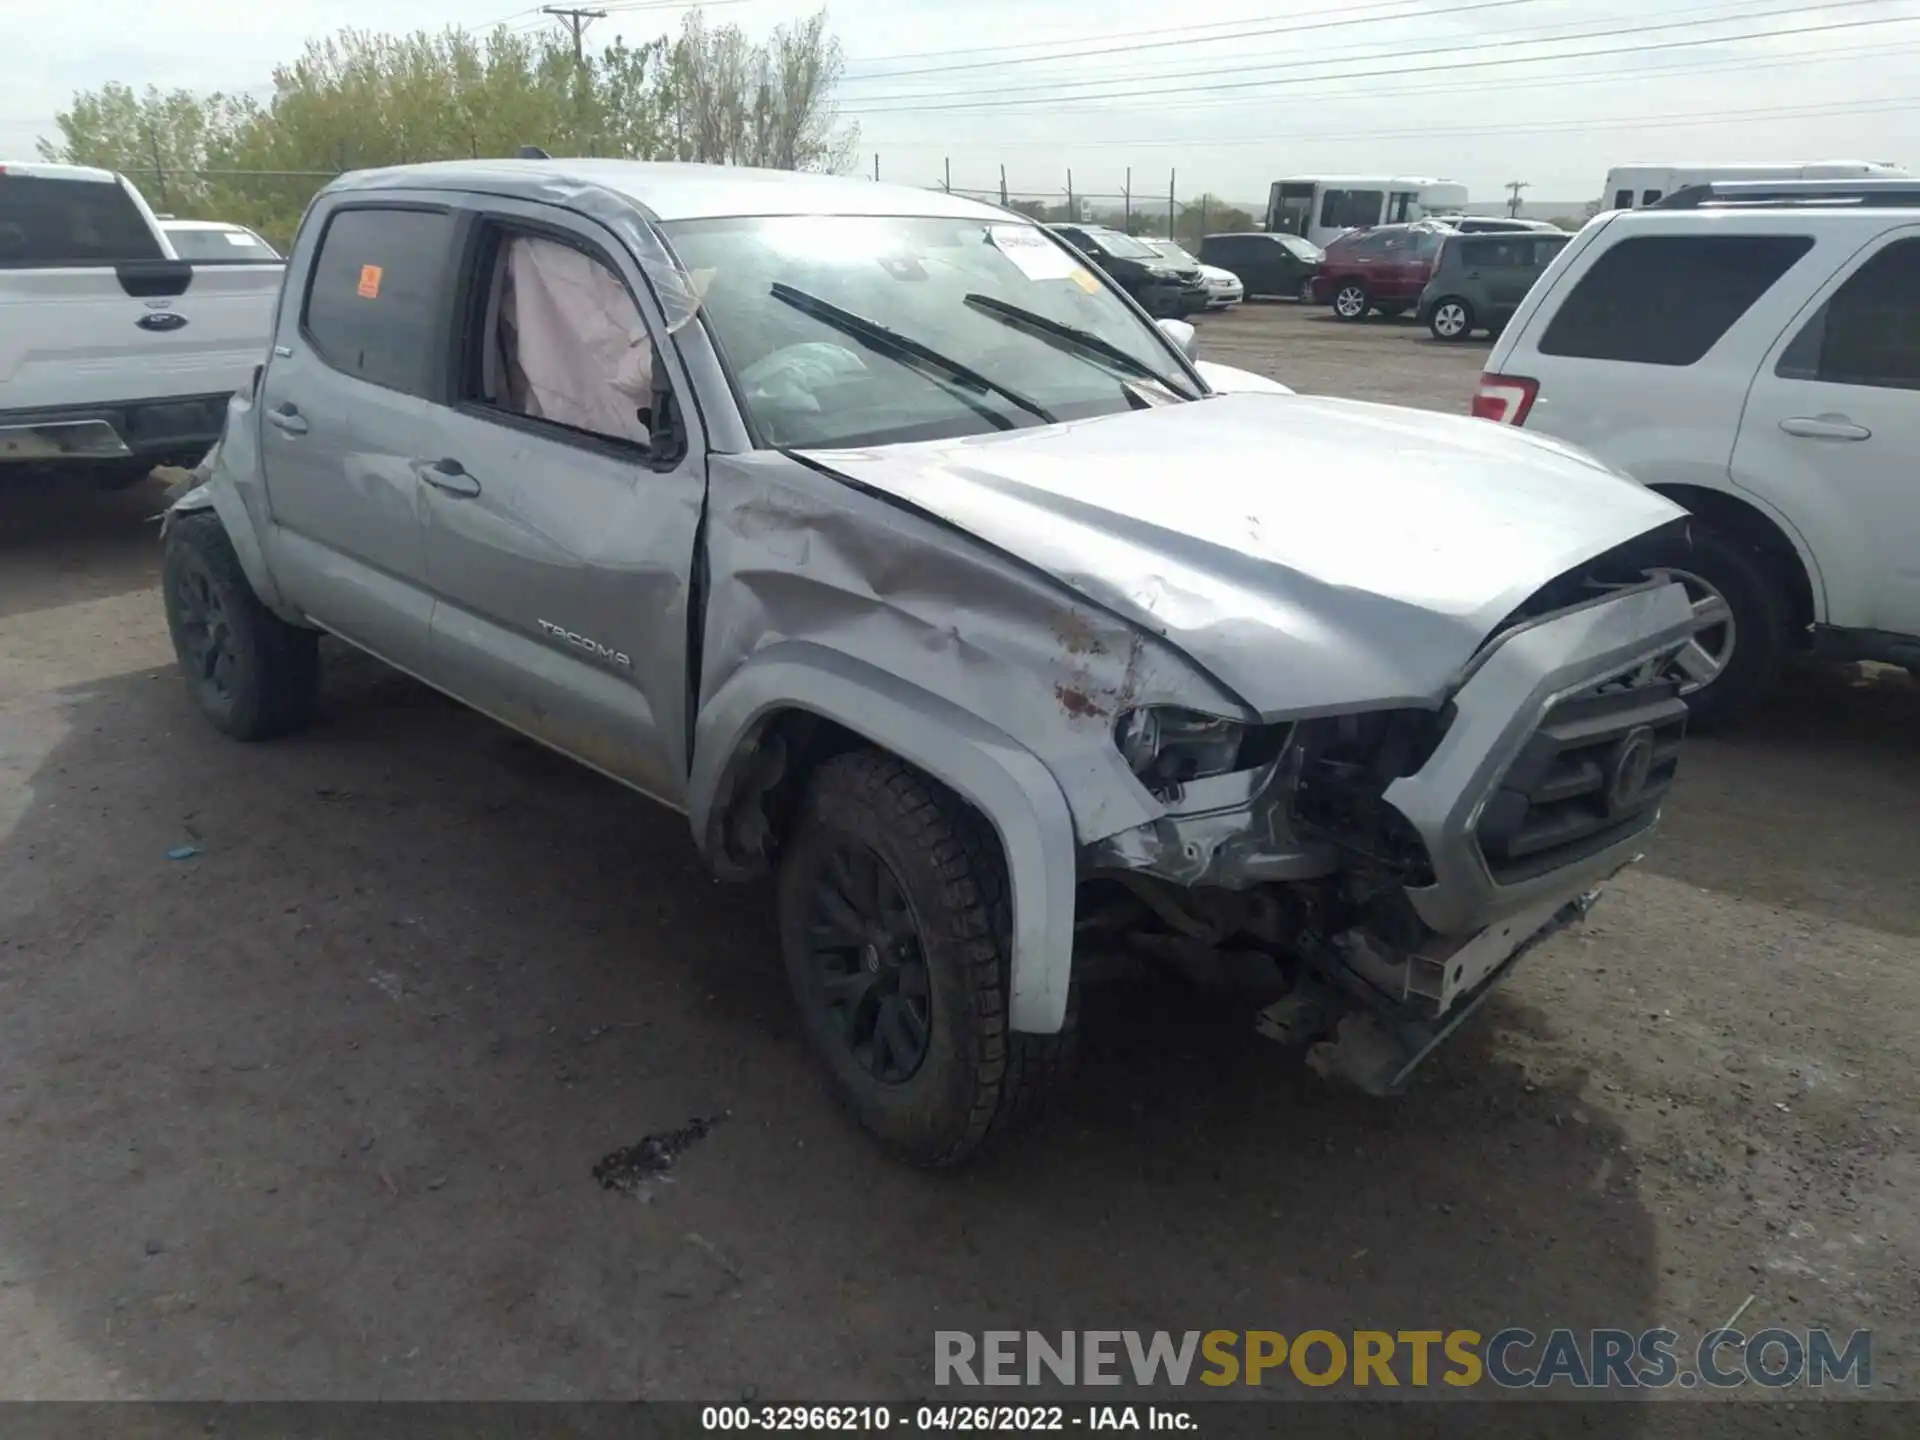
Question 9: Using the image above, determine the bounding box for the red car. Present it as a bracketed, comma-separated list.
[1310, 222, 1451, 322]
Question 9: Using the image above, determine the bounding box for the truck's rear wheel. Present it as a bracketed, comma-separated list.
[777, 749, 1073, 1166]
[162, 510, 319, 741]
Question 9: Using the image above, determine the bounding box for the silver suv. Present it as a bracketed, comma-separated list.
[162, 160, 1697, 1165]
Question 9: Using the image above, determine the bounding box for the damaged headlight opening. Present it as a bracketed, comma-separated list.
[1113, 706, 1288, 792]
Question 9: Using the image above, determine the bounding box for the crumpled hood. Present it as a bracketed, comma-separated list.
[796, 392, 1685, 719]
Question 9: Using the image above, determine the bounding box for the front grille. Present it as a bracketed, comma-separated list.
[1475, 676, 1687, 885]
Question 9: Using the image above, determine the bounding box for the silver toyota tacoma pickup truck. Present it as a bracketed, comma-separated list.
[162, 160, 1696, 1165]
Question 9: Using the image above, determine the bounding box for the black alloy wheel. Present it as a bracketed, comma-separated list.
[804, 840, 933, 1084]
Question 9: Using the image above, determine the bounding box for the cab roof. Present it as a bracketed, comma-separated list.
[323, 158, 1014, 225]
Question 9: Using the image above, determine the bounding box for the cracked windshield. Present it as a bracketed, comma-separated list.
[664, 214, 1197, 448]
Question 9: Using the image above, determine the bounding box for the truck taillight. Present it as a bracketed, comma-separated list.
[1471, 373, 1538, 426]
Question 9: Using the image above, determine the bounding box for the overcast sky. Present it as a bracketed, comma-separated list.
[3, 0, 1917, 208]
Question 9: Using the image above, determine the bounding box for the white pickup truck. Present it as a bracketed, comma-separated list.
[0, 162, 281, 486]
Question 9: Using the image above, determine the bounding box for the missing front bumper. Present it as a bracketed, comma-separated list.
[1257, 885, 1605, 1097]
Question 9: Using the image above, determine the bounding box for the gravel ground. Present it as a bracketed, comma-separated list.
[1, 304, 1914, 1418]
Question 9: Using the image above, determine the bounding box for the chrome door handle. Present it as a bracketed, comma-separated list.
[266, 404, 308, 436]
[415, 458, 481, 498]
[1779, 415, 1870, 441]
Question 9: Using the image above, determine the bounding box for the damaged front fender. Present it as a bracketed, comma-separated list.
[689, 640, 1080, 1035]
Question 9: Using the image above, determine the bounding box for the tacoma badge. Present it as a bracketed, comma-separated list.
[536, 619, 631, 667]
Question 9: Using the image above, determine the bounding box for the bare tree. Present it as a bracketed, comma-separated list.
[666, 8, 856, 171]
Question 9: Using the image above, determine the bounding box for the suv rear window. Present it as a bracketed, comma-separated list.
[0, 174, 164, 267]
[303, 206, 457, 396]
[1538, 234, 1813, 366]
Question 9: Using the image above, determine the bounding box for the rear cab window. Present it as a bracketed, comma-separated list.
[302, 205, 458, 396]
[1538, 234, 1814, 366]
[0, 171, 163, 267]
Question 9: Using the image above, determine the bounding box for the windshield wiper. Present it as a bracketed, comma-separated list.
[769, 282, 1055, 426]
[962, 293, 1200, 400]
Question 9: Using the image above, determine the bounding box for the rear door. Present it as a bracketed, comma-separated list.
[1733, 228, 1920, 634]
[255, 196, 456, 675]
[417, 200, 707, 806]
[1476, 236, 1537, 315]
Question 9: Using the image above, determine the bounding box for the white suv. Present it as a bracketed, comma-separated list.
[1472, 180, 1920, 726]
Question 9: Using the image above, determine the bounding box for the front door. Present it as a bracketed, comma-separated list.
[1733, 228, 1920, 636]
[416, 203, 707, 806]
[256, 199, 459, 677]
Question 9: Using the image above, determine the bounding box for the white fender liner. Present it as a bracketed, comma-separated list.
[689, 640, 1078, 1034]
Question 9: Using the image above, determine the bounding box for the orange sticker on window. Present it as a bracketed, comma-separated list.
[1069, 266, 1100, 293]
[356, 264, 382, 299]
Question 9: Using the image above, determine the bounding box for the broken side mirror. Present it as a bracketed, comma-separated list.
[1157, 317, 1198, 361]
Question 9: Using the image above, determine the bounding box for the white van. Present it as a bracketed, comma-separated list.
[1601, 161, 1907, 212]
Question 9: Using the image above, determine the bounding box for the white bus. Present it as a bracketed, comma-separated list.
[1602, 160, 1909, 210]
[1264, 176, 1469, 246]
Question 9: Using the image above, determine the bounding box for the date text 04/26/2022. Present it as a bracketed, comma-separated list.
[701, 1406, 1192, 1431]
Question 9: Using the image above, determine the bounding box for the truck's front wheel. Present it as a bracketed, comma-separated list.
[777, 749, 1072, 1166]
[162, 510, 319, 740]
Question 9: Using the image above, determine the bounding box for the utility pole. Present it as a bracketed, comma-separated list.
[998, 164, 1008, 207]
[1504, 180, 1530, 218]
[541, 6, 606, 66]
[943, 156, 950, 193]
[1124, 166, 1131, 232]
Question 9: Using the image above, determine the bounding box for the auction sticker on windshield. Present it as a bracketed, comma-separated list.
[989, 224, 1077, 281]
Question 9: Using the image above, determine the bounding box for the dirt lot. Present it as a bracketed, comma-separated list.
[1, 302, 1915, 1417]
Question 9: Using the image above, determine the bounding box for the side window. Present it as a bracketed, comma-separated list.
[1776, 237, 1920, 391]
[304, 206, 457, 395]
[462, 227, 659, 450]
[1320, 189, 1384, 231]
[1531, 236, 1570, 267]
[1641, 190, 1664, 206]
[1538, 235, 1814, 366]
[1613, 190, 1634, 210]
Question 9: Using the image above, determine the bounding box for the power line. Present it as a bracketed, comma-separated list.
[842, 7, 1370, 68]
[847, 0, 1827, 104]
[879, 94, 1920, 155]
[840, 0, 1895, 107]
[835, 10, 1919, 115]
[896, 38, 1920, 138]
[841, 0, 1551, 83]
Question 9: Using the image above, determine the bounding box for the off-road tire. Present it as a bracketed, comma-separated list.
[162, 510, 320, 741]
[777, 749, 1075, 1166]
[1641, 525, 1790, 732]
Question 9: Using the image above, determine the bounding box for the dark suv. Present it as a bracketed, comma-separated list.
[1199, 231, 1323, 301]
[1417, 230, 1570, 341]
[1050, 224, 1207, 316]
[1310, 222, 1451, 322]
